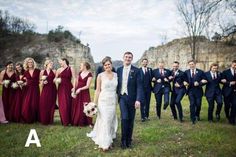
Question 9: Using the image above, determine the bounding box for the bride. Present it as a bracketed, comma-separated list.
[87, 56, 118, 151]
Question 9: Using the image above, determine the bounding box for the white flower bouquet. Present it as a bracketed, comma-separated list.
[83, 102, 98, 118]
[41, 75, 47, 81]
[3, 80, 10, 88]
[11, 82, 19, 89]
[54, 78, 61, 85]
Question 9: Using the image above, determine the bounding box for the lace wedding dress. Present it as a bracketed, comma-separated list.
[87, 72, 118, 149]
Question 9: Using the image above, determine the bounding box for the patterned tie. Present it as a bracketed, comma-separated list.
[161, 69, 164, 76]
[191, 69, 195, 78]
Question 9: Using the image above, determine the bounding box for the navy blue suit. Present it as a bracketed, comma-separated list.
[140, 67, 153, 120]
[185, 69, 206, 123]
[152, 68, 171, 118]
[222, 69, 236, 124]
[117, 65, 143, 147]
[205, 71, 223, 121]
[170, 70, 186, 121]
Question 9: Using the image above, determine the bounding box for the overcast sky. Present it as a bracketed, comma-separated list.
[0, 0, 184, 62]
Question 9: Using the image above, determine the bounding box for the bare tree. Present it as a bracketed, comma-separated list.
[177, 0, 222, 60]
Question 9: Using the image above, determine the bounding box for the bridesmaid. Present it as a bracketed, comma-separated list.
[0, 96, 8, 124]
[72, 62, 93, 127]
[55, 58, 75, 126]
[0, 61, 16, 121]
[21, 58, 40, 123]
[11, 62, 25, 122]
[39, 60, 57, 125]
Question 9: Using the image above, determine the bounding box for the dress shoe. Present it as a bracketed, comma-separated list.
[121, 142, 127, 149]
[216, 114, 220, 121]
[192, 120, 196, 125]
[141, 119, 145, 122]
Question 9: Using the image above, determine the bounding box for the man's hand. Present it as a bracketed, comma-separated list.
[135, 101, 140, 109]
[157, 79, 162, 83]
[221, 79, 227, 83]
[201, 79, 207, 84]
[183, 81, 189, 86]
[175, 82, 180, 88]
[194, 81, 199, 87]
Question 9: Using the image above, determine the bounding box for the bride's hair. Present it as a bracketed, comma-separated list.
[102, 56, 112, 65]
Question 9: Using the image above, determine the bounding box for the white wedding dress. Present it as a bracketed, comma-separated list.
[87, 72, 118, 149]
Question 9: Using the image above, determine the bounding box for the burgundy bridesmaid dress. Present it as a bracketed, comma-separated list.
[58, 67, 73, 126]
[11, 75, 24, 122]
[2, 72, 16, 121]
[39, 70, 57, 125]
[72, 72, 93, 126]
[21, 69, 40, 123]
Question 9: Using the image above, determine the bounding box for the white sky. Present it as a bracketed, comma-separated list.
[0, 0, 186, 62]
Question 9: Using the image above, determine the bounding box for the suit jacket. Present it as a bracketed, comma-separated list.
[184, 68, 206, 97]
[117, 65, 143, 102]
[170, 69, 186, 94]
[152, 68, 171, 94]
[140, 67, 153, 92]
[205, 71, 222, 98]
[222, 69, 236, 97]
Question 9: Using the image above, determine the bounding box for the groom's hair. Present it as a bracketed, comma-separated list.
[123, 51, 133, 57]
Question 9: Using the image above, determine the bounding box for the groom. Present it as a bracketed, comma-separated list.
[117, 51, 143, 149]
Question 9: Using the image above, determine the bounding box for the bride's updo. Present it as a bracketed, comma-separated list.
[102, 56, 112, 65]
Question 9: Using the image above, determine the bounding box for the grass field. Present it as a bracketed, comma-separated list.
[0, 84, 236, 157]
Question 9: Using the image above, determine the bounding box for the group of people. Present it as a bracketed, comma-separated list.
[0, 57, 93, 127]
[139, 59, 236, 126]
[0, 51, 236, 151]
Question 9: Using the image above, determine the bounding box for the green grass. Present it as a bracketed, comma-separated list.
[0, 84, 236, 157]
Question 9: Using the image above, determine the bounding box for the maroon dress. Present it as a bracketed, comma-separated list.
[72, 72, 93, 126]
[11, 75, 24, 122]
[21, 69, 40, 123]
[58, 67, 73, 126]
[2, 71, 16, 121]
[39, 70, 57, 125]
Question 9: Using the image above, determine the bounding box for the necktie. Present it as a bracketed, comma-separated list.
[161, 69, 164, 76]
[191, 69, 195, 78]
[145, 68, 147, 74]
[213, 73, 216, 80]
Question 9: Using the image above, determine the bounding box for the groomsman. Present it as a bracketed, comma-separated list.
[184, 60, 207, 124]
[205, 63, 223, 122]
[169, 61, 186, 122]
[117, 52, 143, 149]
[94, 56, 116, 90]
[140, 58, 153, 122]
[221, 60, 236, 125]
[152, 61, 171, 119]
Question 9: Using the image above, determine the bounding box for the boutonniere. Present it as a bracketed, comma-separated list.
[196, 70, 198, 74]
[164, 70, 167, 74]
[176, 72, 179, 76]
[129, 69, 135, 78]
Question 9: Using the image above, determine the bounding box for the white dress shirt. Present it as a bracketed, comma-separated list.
[121, 65, 131, 95]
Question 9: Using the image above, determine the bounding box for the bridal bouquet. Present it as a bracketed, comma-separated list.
[83, 102, 98, 118]
[11, 82, 19, 89]
[3, 80, 10, 88]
